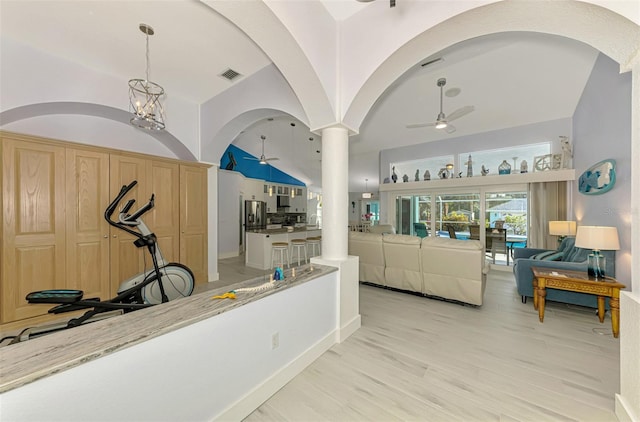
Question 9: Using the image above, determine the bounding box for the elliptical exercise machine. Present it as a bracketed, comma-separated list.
[2, 180, 194, 345]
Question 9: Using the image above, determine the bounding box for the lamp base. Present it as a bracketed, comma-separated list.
[588, 251, 606, 280]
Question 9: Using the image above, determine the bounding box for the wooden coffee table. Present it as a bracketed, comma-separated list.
[531, 267, 626, 338]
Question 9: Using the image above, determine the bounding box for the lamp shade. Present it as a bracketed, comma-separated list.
[575, 226, 620, 251]
[548, 221, 577, 236]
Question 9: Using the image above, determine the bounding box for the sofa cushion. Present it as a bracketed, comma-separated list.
[369, 224, 395, 235]
[420, 237, 486, 306]
[383, 234, 422, 291]
[348, 232, 385, 285]
[531, 251, 564, 261]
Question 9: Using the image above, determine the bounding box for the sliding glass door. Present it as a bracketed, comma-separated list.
[435, 193, 480, 238]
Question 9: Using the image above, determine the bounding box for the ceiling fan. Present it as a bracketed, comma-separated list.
[243, 135, 279, 165]
[406, 77, 474, 134]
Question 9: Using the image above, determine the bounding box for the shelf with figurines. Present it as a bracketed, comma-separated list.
[380, 138, 575, 193]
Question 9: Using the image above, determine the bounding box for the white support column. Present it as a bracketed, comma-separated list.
[320, 125, 349, 260]
[311, 125, 360, 342]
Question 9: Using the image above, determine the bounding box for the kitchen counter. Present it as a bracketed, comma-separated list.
[247, 225, 320, 235]
[245, 227, 322, 270]
[0, 263, 336, 393]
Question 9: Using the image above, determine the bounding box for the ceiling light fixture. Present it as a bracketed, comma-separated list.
[362, 179, 373, 199]
[129, 23, 165, 131]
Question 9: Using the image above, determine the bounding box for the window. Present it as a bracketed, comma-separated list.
[459, 143, 550, 176]
[390, 155, 454, 183]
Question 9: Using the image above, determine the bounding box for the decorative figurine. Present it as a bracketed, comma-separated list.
[438, 168, 448, 179]
[498, 160, 511, 175]
[273, 267, 285, 281]
[520, 160, 528, 173]
[457, 172, 463, 178]
[423, 169, 430, 181]
[466, 155, 473, 177]
[402, 174, 409, 183]
[415, 169, 420, 181]
[560, 135, 573, 168]
[481, 165, 489, 176]
[391, 166, 398, 183]
[383, 177, 390, 184]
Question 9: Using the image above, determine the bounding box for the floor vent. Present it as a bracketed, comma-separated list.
[220, 68, 242, 81]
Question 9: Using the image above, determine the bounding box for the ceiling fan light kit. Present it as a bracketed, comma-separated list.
[243, 134, 279, 165]
[406, 77, 474, 133]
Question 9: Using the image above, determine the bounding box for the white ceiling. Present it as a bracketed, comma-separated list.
[1, 1, 599, 192]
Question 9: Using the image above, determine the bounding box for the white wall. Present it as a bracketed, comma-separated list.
[572, 53, 632, 285]
[0, 273, 339, 421]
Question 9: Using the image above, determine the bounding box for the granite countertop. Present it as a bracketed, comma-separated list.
[0, 263, 336, 393]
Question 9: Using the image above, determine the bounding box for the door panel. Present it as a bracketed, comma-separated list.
[180, 165, 208, 283]
[148, 161, 180, 263]
[1, 139, 66, 322]
[66, 149, 111, 297]
[109, 155, 148, 292]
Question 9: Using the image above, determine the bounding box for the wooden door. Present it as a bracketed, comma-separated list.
[148, 160, 180, 263]
[109, 155, 149, 293]
[65, 148, 111, 299]
[180, 165, 208, 284]
[1, 139, 66, 322]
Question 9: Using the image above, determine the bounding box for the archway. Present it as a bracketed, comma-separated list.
[0, 101, 196, 161]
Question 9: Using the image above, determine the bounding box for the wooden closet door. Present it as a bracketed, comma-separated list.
[1, 139, 66, 322]
[180, 165, 208, 284]
[109, 155, 149, 293]
[148, 161, 180, 263]
[66, 148, 111, 299]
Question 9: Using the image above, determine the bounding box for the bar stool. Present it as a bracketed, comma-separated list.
[290, 238, 307, 266]
[271, 242, 290, 269]
[307, 236, 321, 258]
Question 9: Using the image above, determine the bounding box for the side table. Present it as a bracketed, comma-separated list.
[531, 267, 626, 338]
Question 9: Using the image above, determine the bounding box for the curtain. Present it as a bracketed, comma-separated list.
[528, 181, 568, 249]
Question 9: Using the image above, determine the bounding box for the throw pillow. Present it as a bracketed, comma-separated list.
[531, 251, 564, 261]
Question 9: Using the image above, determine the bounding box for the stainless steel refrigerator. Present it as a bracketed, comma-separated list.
[245, 200, 266, 231]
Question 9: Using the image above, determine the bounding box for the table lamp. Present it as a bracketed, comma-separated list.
[574, 226, 620, 279]
[548, 221, 577, 245]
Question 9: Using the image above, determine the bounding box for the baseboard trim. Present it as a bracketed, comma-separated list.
[615, 393, 637, 422]
[338, 314, 361, 343]
[218, 251, 240, 259]
[215, 329, 337, 421]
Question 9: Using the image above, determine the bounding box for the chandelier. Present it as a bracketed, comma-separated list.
[128, 23, 165, 131]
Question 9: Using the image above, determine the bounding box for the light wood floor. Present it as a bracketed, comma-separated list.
[245, 270, 620, 421]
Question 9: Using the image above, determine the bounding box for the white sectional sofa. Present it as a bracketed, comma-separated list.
[348, 231, 488, 306]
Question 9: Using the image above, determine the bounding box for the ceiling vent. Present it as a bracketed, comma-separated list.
[220, 68, 242, 81]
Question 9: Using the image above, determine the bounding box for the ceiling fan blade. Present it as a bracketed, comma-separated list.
[445, 124, 457, 134]
[406, 122, 437, 129]
[243, 157, 259, 161]
[446, 105, 475, 122]
[264, 157, 279, 162]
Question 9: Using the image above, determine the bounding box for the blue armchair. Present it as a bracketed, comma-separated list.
[513, 237, 616, 308]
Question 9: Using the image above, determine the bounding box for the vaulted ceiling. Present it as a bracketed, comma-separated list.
[0, 1, 600, 191]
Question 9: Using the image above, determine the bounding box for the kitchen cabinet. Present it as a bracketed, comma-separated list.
[245, 232, 288, 270]
[242, 177, 263, 201]
[0, 132, 209, 329]
[286, 187, 307, 213]
[277, 185, 289, 196]
[265, 185, 277, 213]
